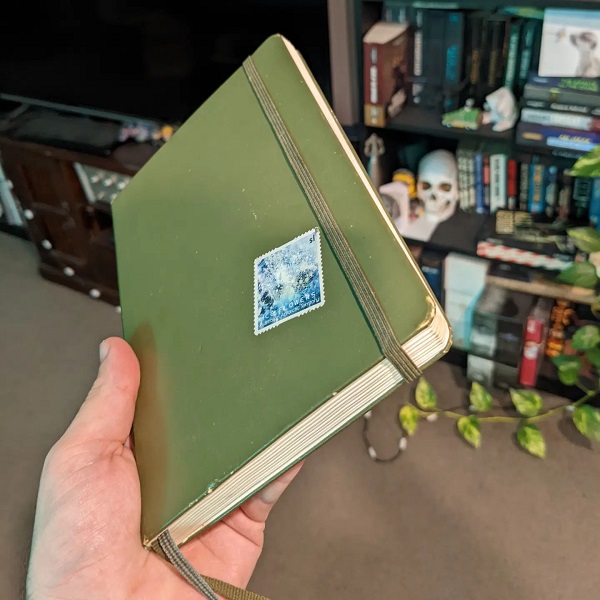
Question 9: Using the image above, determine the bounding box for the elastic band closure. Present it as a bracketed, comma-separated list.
[243, 56, 420, 382]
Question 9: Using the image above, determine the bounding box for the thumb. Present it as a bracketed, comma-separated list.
[62, 337, 140, 446]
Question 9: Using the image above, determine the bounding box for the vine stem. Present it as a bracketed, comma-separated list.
[410, 390, 598, 424]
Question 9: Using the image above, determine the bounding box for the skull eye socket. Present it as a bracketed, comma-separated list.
[439, 183, 453, 192]
[420, 181, 432, 190]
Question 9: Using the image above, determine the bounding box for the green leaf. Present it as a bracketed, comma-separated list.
[551, 354, 583, 385]
[567, 227, 600, 254]
[569, 146, 600, 178]
[572, 325, 600, 350]
[399, 404, 421, 436]
[510, 389, 543, 417]
[457, 416, 481, 448]
[415, 377, 437, 410]
[572, 405, 600, 441]
[517, 424, 547, 458]
[556, 261, 599, 289]
[585, 346, 600, 369]
[469, 381, 492, 413]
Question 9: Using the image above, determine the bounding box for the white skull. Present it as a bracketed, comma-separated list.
[417, 150, 458, 223]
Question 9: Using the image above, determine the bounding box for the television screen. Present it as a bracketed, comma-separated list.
[0, 0, 331, 124]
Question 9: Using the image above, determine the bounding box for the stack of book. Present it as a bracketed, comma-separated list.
[378, 4, 545, 116]
[457, 140, 600, 225]
[516, 75, 600, 154]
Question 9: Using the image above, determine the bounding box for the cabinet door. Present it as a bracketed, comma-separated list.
[1, 148, 90, 267]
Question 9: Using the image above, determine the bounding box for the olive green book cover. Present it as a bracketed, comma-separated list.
[113, 34, 451, 549]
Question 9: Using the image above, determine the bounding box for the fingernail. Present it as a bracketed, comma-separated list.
[99, 341, 109, 363]
[259, 481, 285, 505]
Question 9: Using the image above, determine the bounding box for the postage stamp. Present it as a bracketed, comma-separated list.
[254, 228, 325, 335]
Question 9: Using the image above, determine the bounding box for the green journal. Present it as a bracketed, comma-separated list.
[113, 34, 451, 550]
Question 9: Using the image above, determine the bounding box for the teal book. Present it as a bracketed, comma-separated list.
[112, 35, 451, 550]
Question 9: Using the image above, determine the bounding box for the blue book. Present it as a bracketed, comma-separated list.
[474, 149, 485, 214]
[589, 178, 600, 229]
[528, 159, 545, 214]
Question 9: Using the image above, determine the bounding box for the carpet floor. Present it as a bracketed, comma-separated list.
[1, 232, 599, 600]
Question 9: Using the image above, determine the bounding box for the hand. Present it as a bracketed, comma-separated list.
[26, 337, 302, 600]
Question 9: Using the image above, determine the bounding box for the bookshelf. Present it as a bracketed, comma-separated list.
[353, 0, 600, 397]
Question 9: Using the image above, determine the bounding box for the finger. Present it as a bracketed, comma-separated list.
[240, 461, 304, 524]
[62, 337, 140, 445]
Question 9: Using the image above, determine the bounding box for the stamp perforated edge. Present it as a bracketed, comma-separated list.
[253, 228, 325, 336]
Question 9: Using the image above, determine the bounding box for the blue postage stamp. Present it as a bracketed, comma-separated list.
[254, 228, 325, 335]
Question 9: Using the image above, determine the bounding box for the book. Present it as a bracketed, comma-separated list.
[420, 250, 446, 304]
[521, 98, 600, 117]
[519, 296, 553, 387]
[524, 75, 600, 108]
[588, 177, 600, 228]
[490, 149, 507, 212]
[543, 165, 559, 218]
[363, 22, 410, 127]
[528, 157, 545, 214]
[516, 18, 542, 96]
[504, 19, 522, 92]
[474, 145, 485, 214]
[411, 8, 425, 105]
[421, 10, 447, 110]
[112, 35, 451, 550]
[516, 122, 600, 153]
[519, 158, 530, 212]
[483, 152, 491, 211]
[442, 10, 465, 112]
[507, 158, 518, 210]
[539, 9, 600, 77]
[485, 14, 510, 98]
[465, 11, 486, 103]
[572, 176, 594, 222]
[521, 107, 600, 132]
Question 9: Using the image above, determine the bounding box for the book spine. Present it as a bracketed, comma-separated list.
[558, 169, 573, 220]
[544, 165, 558, 219]
[466, 12, 484, 101]
[524, 86, 600, 108]
[519, 159, 530, 212]
[486, 18, 507, 97]
[363, 38, 384, 127]
[483, 152, 491, 211]
[521, 98, 600, 117]
[520, 311, 547, 387]
[467, 146, 476, 211]
[521, 108, 598, 132]
[516, 19, 537, 96]
[412, 9, 425, 105]
[588, 177, 600, 228]
[507, 158, 517, 210]
[528, 159, 545, 214]
[516, 122, 600, 153]
[474, 150, 485, 214]
[423, 11, 446, 110]
[383, 4, 407, 23]
[503, 19, 522, 91]
[529, 19, 543, 75]
[442, 11, 464, 112]
[528, 74, 600, 94]
[572, 177, 593, 221]
[490, 153, 507, 212]
[457, 147, 470, 211]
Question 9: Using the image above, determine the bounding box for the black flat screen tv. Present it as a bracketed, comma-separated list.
[0, 0, 331, 124]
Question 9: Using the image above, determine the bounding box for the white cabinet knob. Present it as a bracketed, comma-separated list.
[23, 209, 34, 220]
[63, 267, 75, 277]
[41, 239, 52, 250]
[89, 288, 101, 299]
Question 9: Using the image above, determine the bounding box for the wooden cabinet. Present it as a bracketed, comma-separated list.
[0, 136, 155, 305]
